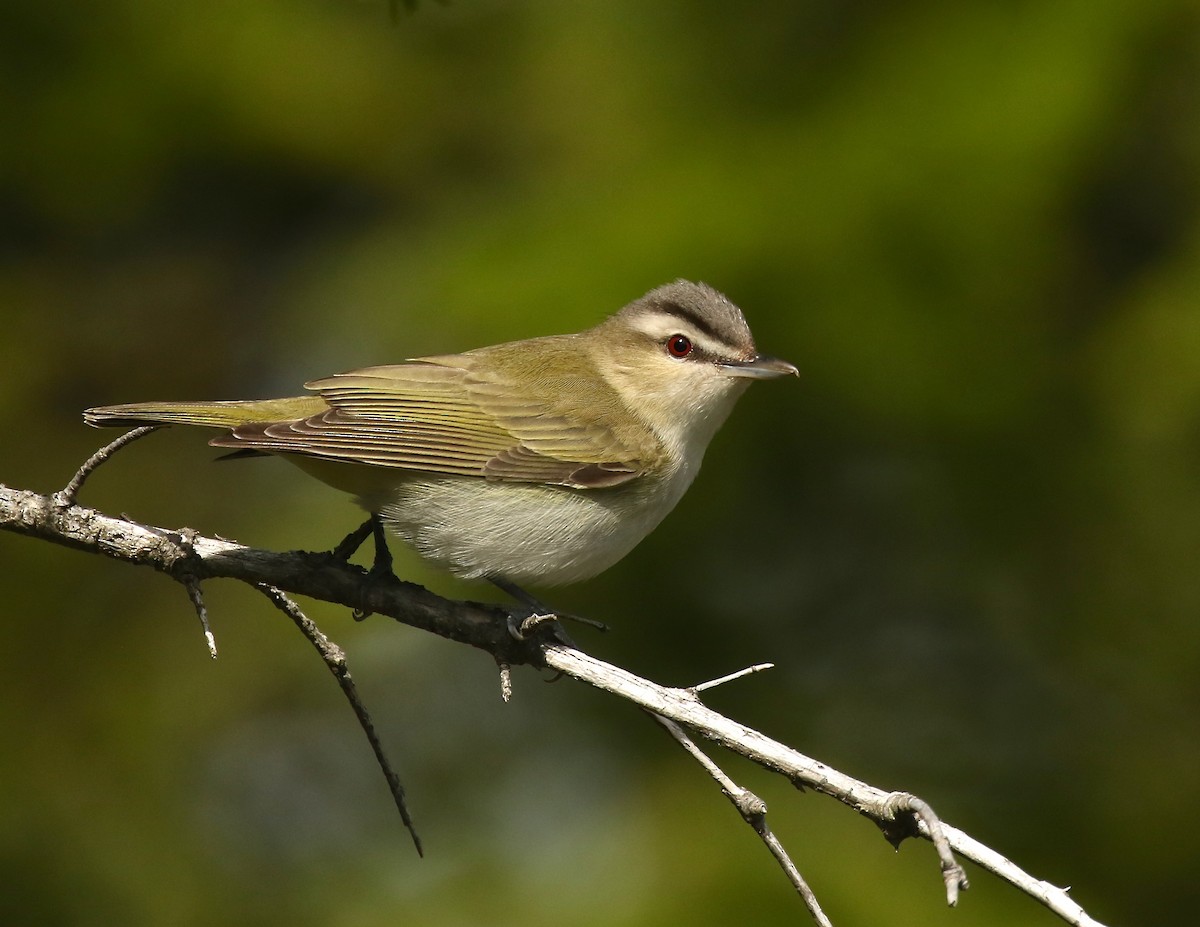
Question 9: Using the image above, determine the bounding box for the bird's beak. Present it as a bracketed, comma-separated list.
[720, 354, 799, 380]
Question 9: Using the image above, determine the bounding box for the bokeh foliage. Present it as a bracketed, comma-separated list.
[2, 1, 1198, 924]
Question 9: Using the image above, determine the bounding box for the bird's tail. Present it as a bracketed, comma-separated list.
[83, 397, 324, 429]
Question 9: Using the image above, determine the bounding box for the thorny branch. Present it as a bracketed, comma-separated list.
[0, 433, 1107, 927]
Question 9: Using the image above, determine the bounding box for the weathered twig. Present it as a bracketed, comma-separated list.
[53, 425, 159, 507]
[177, 528, 218, 659]
[256, 584, 422, 855]
[0, 477, 1106, 927]
[653, 712, 832, 926]
[881, 791, 968, 906]
[692, 662, 774, 692]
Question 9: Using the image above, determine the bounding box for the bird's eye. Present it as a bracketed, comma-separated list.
[666, 334, 693, 359]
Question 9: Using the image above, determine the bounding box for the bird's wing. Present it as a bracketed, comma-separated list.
[209, 352, 655, 489]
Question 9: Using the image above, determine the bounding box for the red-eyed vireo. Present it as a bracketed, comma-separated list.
[85, 280, 796, 589]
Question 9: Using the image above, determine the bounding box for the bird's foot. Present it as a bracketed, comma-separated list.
[505, 609, 571, 643]
[490, 578, 608, 645]
[327, 516, 398, 621]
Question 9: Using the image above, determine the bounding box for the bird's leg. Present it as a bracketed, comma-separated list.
[489, 577, 548, 612]
[330, 517, 376, 563]
[331, 516, 398, 623]
[367, 517, 395, 578]
[488, 578, 608, 641]
[330, 516, 395, 578]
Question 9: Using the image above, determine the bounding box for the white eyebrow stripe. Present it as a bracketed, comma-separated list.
[626, 310, 741, 356]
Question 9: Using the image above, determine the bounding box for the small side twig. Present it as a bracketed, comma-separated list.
[175, 528, 218, 659]
[692, 662, 774, 693]
[881, 792, 968, 906]
[497, 661, 514, 703]
[182, 575, 218, 659]
[652, 713, 832, 927]
[256, 584, 423, 857]
[54, 426, 159, 507]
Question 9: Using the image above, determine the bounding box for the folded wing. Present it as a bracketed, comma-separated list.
[210, 349, 655, 489]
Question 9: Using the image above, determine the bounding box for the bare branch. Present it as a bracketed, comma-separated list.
[1, 483, 528, 662]
[539, 645, 1106, 927]
[0, 480, 1108, 927]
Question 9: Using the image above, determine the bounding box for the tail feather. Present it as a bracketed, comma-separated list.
[83, 397, 325, 429]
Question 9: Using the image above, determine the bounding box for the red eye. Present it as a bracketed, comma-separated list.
[666, 334, 692, 358]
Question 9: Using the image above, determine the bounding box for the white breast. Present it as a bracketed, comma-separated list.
[373, 464, 697, 586]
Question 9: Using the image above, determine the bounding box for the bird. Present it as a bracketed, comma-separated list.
[85, 280, 796, 593]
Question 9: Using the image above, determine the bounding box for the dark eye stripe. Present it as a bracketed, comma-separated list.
[651, 300, 723, 344]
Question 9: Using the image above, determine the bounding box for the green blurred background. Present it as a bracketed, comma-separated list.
[2, 1, 1197, 924]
